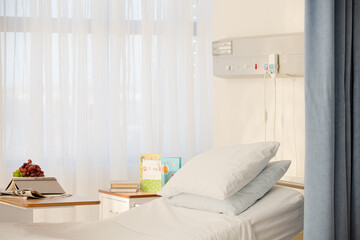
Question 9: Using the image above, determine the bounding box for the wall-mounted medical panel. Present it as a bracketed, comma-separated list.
[213, 33, 304, 78]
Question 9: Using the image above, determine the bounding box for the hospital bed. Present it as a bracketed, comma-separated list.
[0, 186, 303, 240]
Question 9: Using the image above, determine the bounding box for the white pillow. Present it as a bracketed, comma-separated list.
[158, 141, 280, 200]
[165, 160, 291, 216]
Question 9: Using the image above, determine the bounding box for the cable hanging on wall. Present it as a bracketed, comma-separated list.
[291, 77, 298, 172]
[264, 73, 267, 142]
[281, 78, 285, 159]
[273, 77, 277, 142]
[273, 77, 277, 161]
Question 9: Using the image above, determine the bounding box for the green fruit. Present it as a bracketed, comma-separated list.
[13, 169, 23, 177]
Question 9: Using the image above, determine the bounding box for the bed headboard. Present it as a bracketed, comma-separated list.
[276, 180, 304, 194]
[276, 180, 304, 190]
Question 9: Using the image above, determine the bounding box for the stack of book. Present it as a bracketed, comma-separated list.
[110, 181, 139, 193]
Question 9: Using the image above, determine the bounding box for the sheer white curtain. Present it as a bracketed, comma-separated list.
[0, 0, 213, 221]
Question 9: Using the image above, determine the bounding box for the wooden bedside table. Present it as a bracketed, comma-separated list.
[0, 195, 100, 223]
[98, 189, 161, 220]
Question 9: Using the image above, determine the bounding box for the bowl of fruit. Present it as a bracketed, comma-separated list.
[13, 159, 45, 177]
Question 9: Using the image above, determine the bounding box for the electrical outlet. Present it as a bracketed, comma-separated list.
[268, 54, 279, 78]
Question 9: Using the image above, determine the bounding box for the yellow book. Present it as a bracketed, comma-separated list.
[140, 154, 161, 192]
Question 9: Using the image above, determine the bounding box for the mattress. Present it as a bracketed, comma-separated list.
[0, 186, 303, 240]
[242, 186, 304, 240]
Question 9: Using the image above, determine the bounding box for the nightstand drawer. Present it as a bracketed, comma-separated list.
[129, 197, 159, 208]
[98, 189, 161, 220]
[101, 197, 129, 219]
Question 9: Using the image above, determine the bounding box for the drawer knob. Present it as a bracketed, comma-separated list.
[109, 210, 120, 214]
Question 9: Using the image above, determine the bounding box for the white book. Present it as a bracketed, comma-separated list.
[5, 177, 65, 195]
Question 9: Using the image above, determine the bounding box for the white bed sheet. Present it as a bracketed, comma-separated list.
[242, 186, 304, 240]
[0, 186, 303, 240]
[0, 199, 255, 240]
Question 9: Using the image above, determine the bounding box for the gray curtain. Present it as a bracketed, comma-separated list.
[305, 0, 360, 239]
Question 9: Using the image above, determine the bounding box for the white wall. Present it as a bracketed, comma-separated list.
[213, 0, 305, 180]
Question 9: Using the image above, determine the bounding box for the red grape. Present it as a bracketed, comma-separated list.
[15, 159, 44, 178]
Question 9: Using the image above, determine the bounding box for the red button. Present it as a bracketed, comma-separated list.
[255, 64, 258, 70]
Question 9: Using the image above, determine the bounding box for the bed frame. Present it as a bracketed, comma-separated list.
[276, 180, 304, 190]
